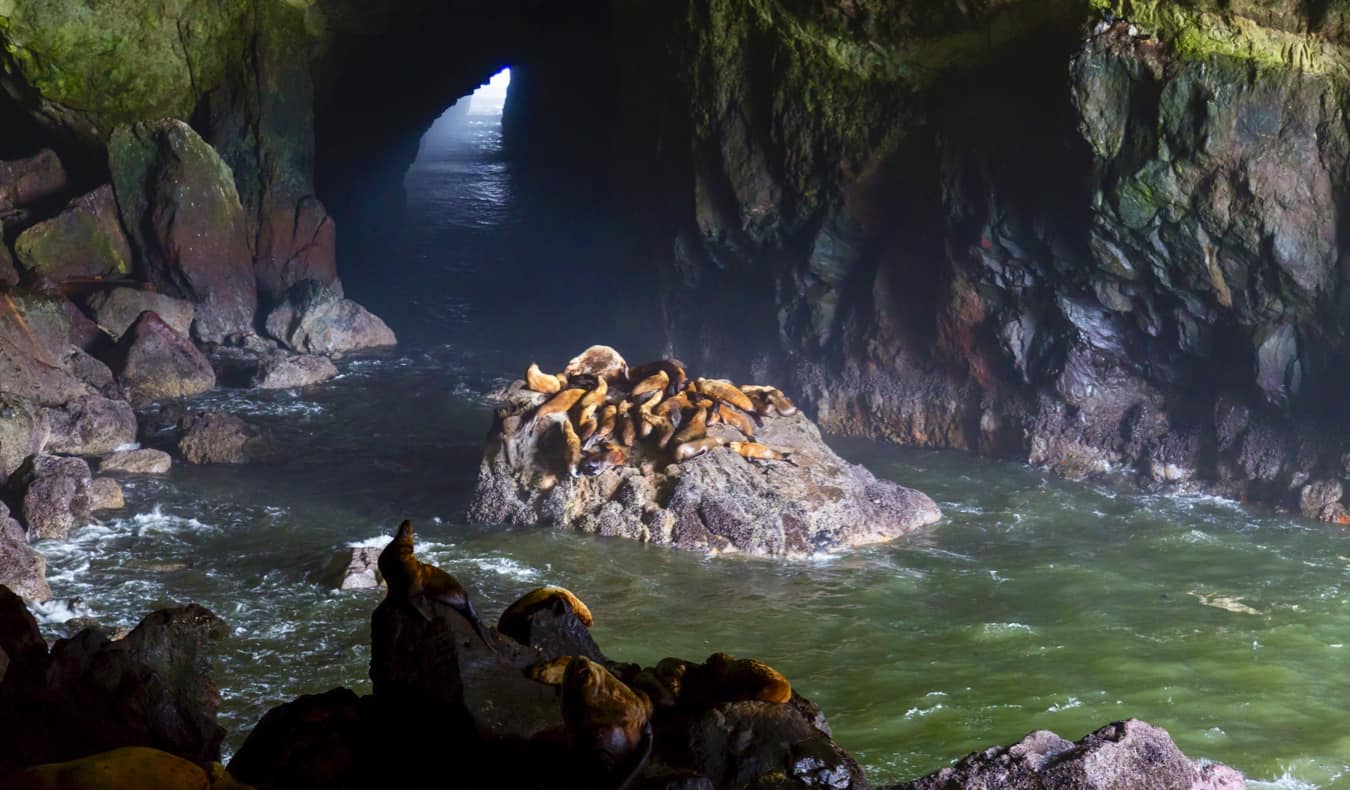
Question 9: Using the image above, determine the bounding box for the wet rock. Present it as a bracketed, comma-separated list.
[62, 347, 122, 398]
[90, 477, 125, 511]
[115, 311, 217, 406]
[253, 351, 339, 389]
[469, 382, 941, 558]
[503, 605, 606, 664]
[0, 603, 229, 774]
[177, 411, 279, 465]
[84, 287, 195, 341]
[888, 719, 1244, 790]
[5, 454, 93, 540]
[1299, 480, 1347, 524]
[0, 506, 50, 603]
[98, 448, 172, 476]
[323, 546, 383, 590]
[42, 394, 137, 457]
[12, 185, 133, 281]
[109, 119, 257, 343]
[0, 149, 67, 212]
[264, 279, 396, 354]
[229, 687, 372, 790]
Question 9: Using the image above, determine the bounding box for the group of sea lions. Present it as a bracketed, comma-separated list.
[521, 345, 799, 478]
[379, 521, 796, 790]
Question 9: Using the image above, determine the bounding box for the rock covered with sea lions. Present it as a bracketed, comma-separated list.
[469, 346, 942, 557]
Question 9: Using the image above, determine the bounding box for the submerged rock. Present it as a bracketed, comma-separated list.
[98, 448, 172, 476]
[115, 311, 217, 406]
[5, 454, 93, 541]
[177, 411, 279, 465]
[888, 719, 1245, 789]
[0, 504, 49, 603]
[252, 351, 339, 389]
[13, 185, 132, 281]
[469, 380, 941, 558]
[263, 279, 396, 354]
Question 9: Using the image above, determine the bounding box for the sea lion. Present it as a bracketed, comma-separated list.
[580, 442, 628, 475]
[585, 404, 619, 449]
[694, 378, 757, 413]
[654, 416, 678, 450]
[526, 363, 565, 395]
[533, 388, 587, 430]
[728, 441, 795, 465]
[1, 746, 237, 790]
[379, 520, 491, 644]
[578, 376, 608, 411]
[630, 370, 669, 399]
[565, 345, 629, 381]
[499, 586, 594, 644]
[697, 652, 793, 704]
[560, 418, 583, 477]
[561, 656, 654, 790]
[654, 391, 690, 424]
[716, 403, 757, 438]
[673, 436, 724, 463]
[617, 403, 637, 447]
[627, 359, 687, 396]
[526, 655, 575, 686]
[742, 385, 799, 416]
[671, 406, 708, 445]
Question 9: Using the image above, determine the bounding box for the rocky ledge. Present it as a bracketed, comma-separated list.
[468, 347, 941, 557]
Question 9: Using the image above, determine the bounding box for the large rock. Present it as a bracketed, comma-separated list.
[12, 185, 133, 281]
[115, 312, 217, 406]
[0, 505, 49, 603]
[889, 719, 1244, 790]
[322, 547, 383, 591]
[469, 381, 942, 558]
[0, 603, 229, 775]
[0, 294, 95, 407]
[0, 150, 67, 212]
[90, 477, 125, 511]
[0, 396, 48, 483]
[109, 119, 257, 343]
[85, 287, 195, 341]
[42, 394, 137, 457]
[6, 454, 93, 541]
[264, 280, 396, 354]
[228, 688, 373, 789]
[252, 351, 339, 389]
[98, 448, 172, 475]
[0, 583, 48, 681]
[177, 411, 278, 465]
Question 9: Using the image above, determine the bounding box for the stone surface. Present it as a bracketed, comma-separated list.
[115, 311, 217, 406]
[6, 454, 93, 541]
[888, 719, 1245, 789]
[12, 185, 132, 281]
[85, 287, 195, 341]
[322, 546, 383, 590]
[177, 411, 278, 465]
[109, 119, 257, 343]
[0, 244, 18, 289]
[0, 603, 229, 775]
[0, 149, 67, 212]
[252, 351, 339, 389]
[42, 394, 137, 457]
[469, 381, 941, 558]
[89, 477, 125, 511]
[98, 448, 172, 475]
[0, 505, 50, 602]
[0, 395, 49, 483]
[264, 280, 396, 354]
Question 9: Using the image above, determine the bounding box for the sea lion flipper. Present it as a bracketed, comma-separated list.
[614, 719, 654, 790]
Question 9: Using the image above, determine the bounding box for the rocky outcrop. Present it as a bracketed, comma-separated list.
[251, 351, 339, 389]
[322, 546, 383, 590]
[469, 381, 940, 558]
[114, 311, 217, 406]
[0, 594, 229, 776]
[84, 287, 195, 341]
[12, 185, 132, 281]
[42, 393, 137, 457]
[98, 448, 172, 475]
[263, 279, 396, 354]
[4, 454, 93, 541]
[109, 119, 257, 343]
[0, 504, 48, 602]
[177, 411, 278, 465]
[888, 719, 1244, 789]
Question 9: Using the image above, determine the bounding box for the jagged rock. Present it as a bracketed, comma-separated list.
[322, 547, 383, 590]
[264, 279, 396, 354]
[0, 149, 67, 212]
[115, 311, 217, 406]
[177, 411, 279, 464]
[90, 477, 125, 511]
[42, 394, 137, 457]
[1299, 480, 1347, 523]
[0, 295, 94, 408]
[5, 454, 93, 541]
[502, 604, 606, 664]
[12, 185, 133, 281]
[469, 382, 941, 558]
[252, 352, 339, 389]
[84, 287, 195, 341]
[888, 719, 1244, 790]
[0, 603, 229, 775]
[109, 119, 257, 343]
[62, 347, 121, 398]
[98, 448, 172, 475]
[0, 506, 49, 603]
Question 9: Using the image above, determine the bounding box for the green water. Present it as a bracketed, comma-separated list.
[29, 351, 1350, 788]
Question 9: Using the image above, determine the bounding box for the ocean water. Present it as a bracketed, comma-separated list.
[26, 107, 1350, 788]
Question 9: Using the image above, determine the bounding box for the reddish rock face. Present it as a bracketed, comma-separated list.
[254, 195, 340, 305]
[114, 311, 217, 406]
[109, 119, 257, 344]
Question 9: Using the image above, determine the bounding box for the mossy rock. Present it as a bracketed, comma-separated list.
[13, 185, 132, 280]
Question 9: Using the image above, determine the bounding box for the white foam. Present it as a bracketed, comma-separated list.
[1046, 697, 1082, 713]
[903, 704, 945, 719]
[113, 442, 141, 452]
[347, 535, 394, 549]
[464, 555, 539, 581]
[30, 596, 94, 625]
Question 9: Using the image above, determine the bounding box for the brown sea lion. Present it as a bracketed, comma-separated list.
[616, 403, 637, 447]
[526, 363, 565, 395]
[565, 345, 629, 381]
[500, 585, 594, 634]
[673, 436, 724, 463]
[585, 404, 618, 450]
[694, 378, 757, 413]
[654, 391, 690, 424]
[561, 656, 654, 790]
[630, 370, 669, 399]
[654, 416, 679, 450]
[742, 385, 799, 416]
[533, 388, 587, 430]
[1, 746, 239, 790]
[561, 418, 583, 477]
[627, 359, 687, 396]
[379, 520, 491, 644]
[698, 652, 793, 704]
[526, 655, 574, 685]
[716, 403, 757, 438]
[728, 441, 795, 465]
[578, 376, 608, 411]
[580, 442, 628, 475]
[671, 406, 708, 445]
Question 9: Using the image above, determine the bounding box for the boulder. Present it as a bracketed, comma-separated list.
[84, 287, 195, 341]
[12, 185, 133, 281]
[469, 381, 942, 558]
[0, 396, 49, 483]
[254, 195, 340, 305]
[90, 477, 125, 511]
[252, 351, 339, 389]
[264, 280, 396, 354]
[888, 719, 1245, 790]
[177, 411, 279, 464]
[0, 294, 94, 408]
[42, 394, 137, 457]
[0, 149, 67, 212]
[109, 119, 256, 343]
[228, 688, 372, 789]
[6, 454, 93, 540]
[1299, 480, 1347, 523]
[98, 448, 172, 476]
[0, 506, 50, 603]
[322, 547, 383, 590]
[61, 347, 121, 398]
[0, 603, 229, 775]
[0, 244, 17, 288]
[115, 312, 217, 406]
